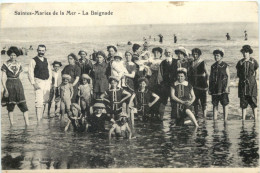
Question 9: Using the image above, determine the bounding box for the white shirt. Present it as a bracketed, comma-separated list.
[28, 56, 52, 85]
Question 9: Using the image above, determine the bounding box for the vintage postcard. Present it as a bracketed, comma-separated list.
[0, 1, 259, 173]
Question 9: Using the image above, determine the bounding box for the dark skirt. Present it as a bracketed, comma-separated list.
[2, 78, 26, 105]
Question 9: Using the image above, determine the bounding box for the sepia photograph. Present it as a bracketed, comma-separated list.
[0, 1, 259, 172]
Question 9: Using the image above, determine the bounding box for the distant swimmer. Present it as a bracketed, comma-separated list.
[127, 41, 132, 45]
[174, 34, 177, 43]
[244, 31, 248, 41]
[158, 34, 163, 44]
[1, 49, 6, 55]
[226, 33, 231, 40]
[29, 45, 33, 50]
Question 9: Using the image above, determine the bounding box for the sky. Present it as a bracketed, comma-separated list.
[0, 1, 258, 28]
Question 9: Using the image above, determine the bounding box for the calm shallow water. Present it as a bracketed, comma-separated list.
[1, 104, 259, 169]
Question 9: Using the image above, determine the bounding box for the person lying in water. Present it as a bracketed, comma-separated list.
[108, 112, 132, 140]
[64, 103, 87, 132]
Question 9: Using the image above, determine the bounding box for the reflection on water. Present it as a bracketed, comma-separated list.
[1, 113, 259, 169]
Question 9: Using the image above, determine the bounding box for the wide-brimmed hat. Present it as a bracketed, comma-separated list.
[213, 48, 225, 57]
[175, 47, 189, 56]
[240, 45, 253, 54]
[62, 74, 71, 80]
[71, 103, 81, 111]
[138, 77, 149, 85]
[93, 103, 106, 109]
[82, 74, 91, 80]
[107, 45, 117, 52]
[52, 61, 62, 67]
[191, 48, 202, 56]
[152, 47, 163, 54]
[177, 67, 187, 76]
[119, 112, 128, 118]
[109, 76, 120, 83]
[114, 52, 123, 59]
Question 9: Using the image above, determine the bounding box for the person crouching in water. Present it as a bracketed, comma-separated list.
[56, 74, 74, 120]
[109, 112, 132, 140]
[78, 74, 92, 118]
[65, 103, 87, 132]
[87, 103, 115, 132]
[170, 68, 199, 127]
[101, 76, 131, 120]
[129, 77, 160, 122]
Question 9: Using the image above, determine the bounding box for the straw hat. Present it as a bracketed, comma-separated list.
[82, 74, 91, 80]
[174, 47, 189, 56]
[62, 74, 71, 81]
[109, 76, 120, 83]
[177, 67, 187, 76]
[93, 103, 106, 109]
[114, 52, 123, 59]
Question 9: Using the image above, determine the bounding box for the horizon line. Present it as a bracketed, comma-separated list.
[1, 21, 257, 29]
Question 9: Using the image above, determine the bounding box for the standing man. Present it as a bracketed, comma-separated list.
[157, 48, 178, 120]
[28, 45, 52, 121]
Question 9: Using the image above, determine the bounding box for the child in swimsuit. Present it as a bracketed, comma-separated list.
[78, 74, 92, 118]
[65, 103, 87, 132]
[56, 74, 74, 120]
[108, 112, 132, 140]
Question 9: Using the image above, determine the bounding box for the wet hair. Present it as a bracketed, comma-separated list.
[213, 50, 224, 57]
[107, 46, 117, 52]
[177, 70, 187, 76]
[78, 50, 87, 56]
[7, 46, 21, 57]
[132, 44, 141, 52]
[96, 51, 107, 60]
[68, 53, 78, 61]
[37, 44, 46, 50]
[191, 48, 202, 56]
[152, 47, 163, 54]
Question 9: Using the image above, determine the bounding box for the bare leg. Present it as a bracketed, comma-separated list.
[23, 111, 30, 126]
[36, 107, 42, 121]
[186, 109, 199, 127]
[223, 105, 229, 121]
[8, 111, 14, 126]
[42, 104, 47, 118]
[242, 108, 247, 121]
[252, 107, 257, 121]
[213, 105, 218, 120]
